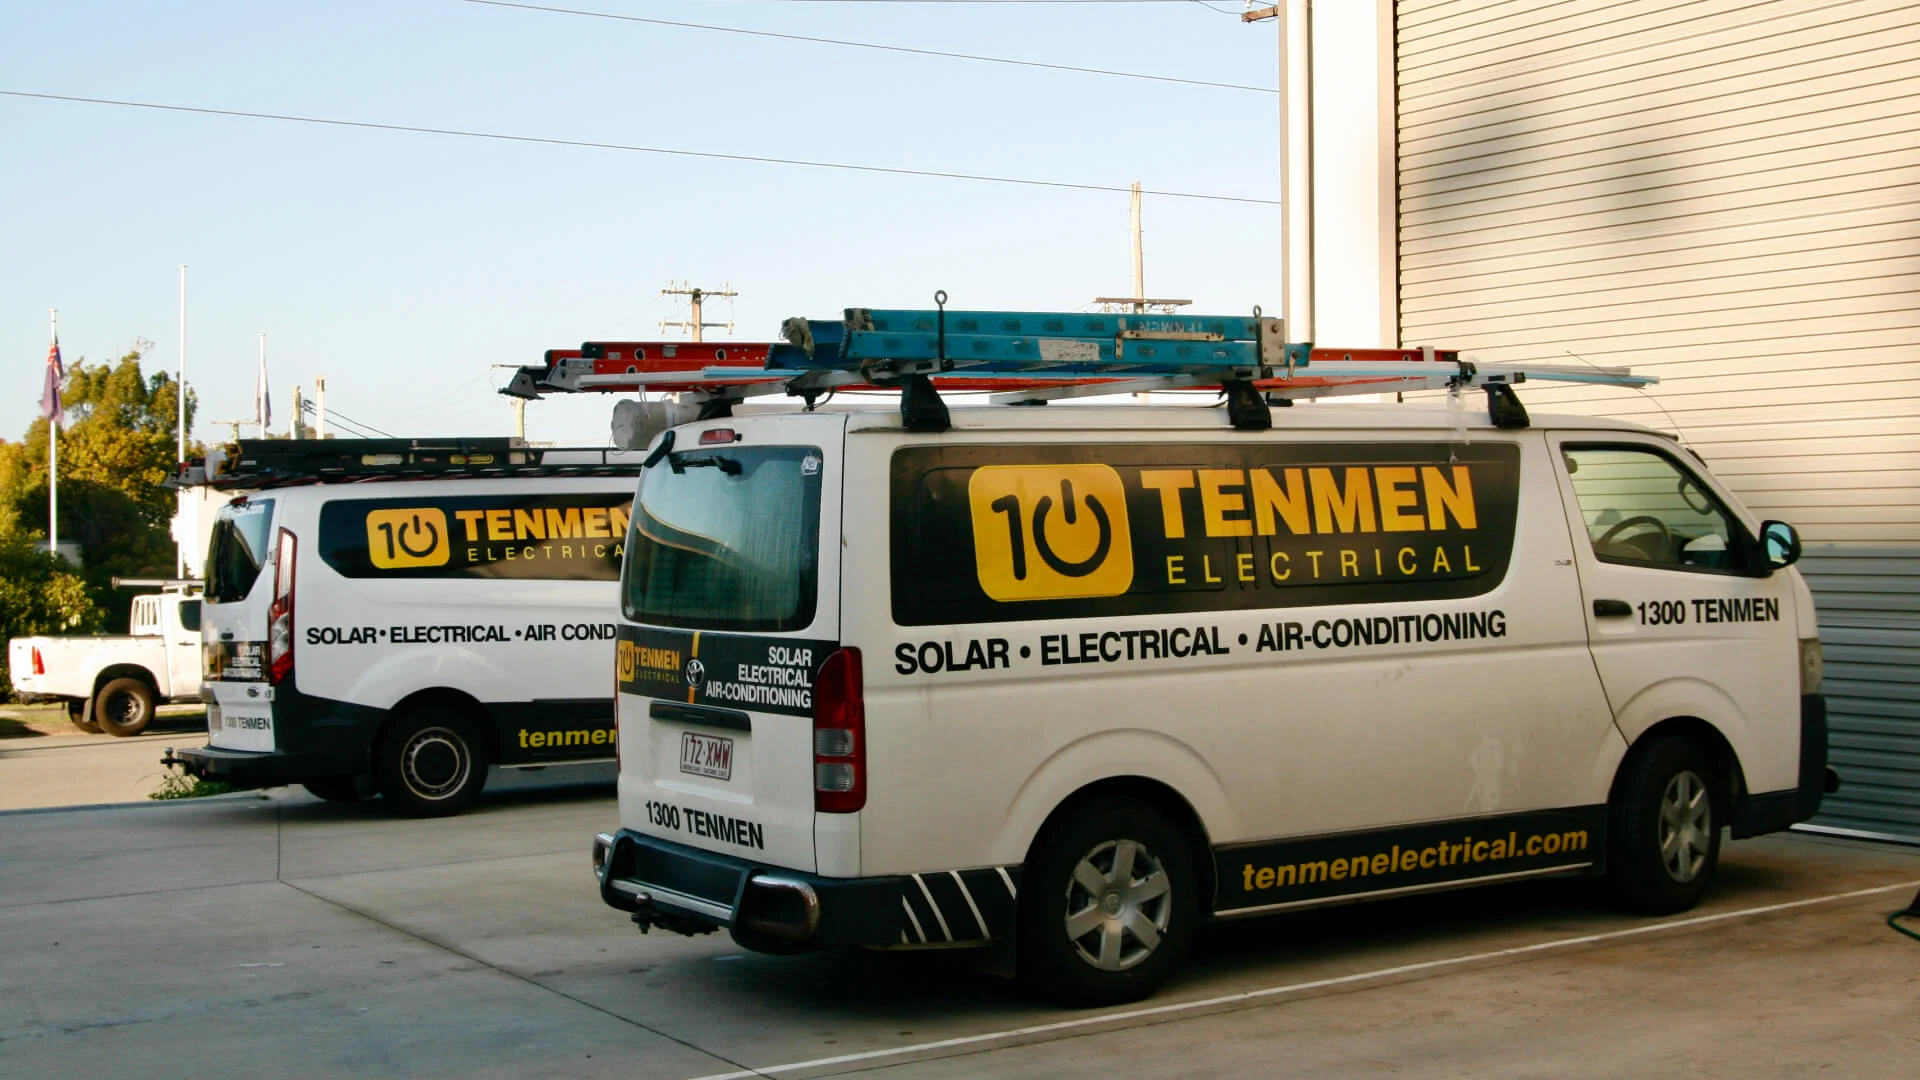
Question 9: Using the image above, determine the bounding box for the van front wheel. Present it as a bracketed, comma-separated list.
[1018, 797, 1199, 1007]
[1607, 736, 1721, 914]
[376, 707, 488, 817]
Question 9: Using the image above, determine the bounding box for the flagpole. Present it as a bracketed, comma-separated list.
[177, 265, 187, 577]
[48, 308, 58, 558]
[257, 332, 268, 437]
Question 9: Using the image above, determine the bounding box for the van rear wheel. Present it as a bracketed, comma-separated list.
[95, 678, 155, 737]
[1607, 736, 1721, 914]
[376, 707, 488, 817]
[1017, 797, 1199, 1007]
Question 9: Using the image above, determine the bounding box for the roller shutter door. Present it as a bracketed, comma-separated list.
[1396, 0, 1920, 837]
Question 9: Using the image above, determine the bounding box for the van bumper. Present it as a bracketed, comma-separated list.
[1731, 694, 1837, 839]
[593, 829, 1008, 951]
[168, 745, 357, 790]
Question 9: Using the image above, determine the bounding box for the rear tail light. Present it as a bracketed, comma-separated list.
[813, 647, 865, 813]
[31, 647, 45, 676]
[267, 528, 296, 686]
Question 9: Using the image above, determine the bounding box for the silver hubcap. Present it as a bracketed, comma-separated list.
[1660, 770, 1712, 883]
[1064, 838, 1172, 972]
[401, 727, 470, 801]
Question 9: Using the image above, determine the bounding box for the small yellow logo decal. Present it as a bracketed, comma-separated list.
[968, 465, 1133, 601]
[366, 507, 451, 569]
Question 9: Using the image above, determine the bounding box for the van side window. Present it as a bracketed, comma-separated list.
[1562, 447, 1743, 573]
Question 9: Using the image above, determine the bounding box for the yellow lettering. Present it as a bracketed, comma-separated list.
[1236, 552, 1254, 582]
[1330, 859, 1348, 881]
[1398, 547, 1418, 575]
[485, 509, 513, 542]
[454, 510, 486, 542]
[1370, 853, 1390, 875]
[1166, 554, 1186, 585]
[1375, 466, 1423, 532]
[512, 508, 546, 540]
[1310, 467, 1378, 534]
[1422, 465, 1478, 530]
[1306, 550, 1325, 577]
[1432, 547, 1452, 573]
[1139, 470, 1196, 539]
[1202, 554, 1222, 583]
[529, 731, 547, 748]
[1197, 469, 1252, 537]
[546, 507, 583, 539]
[1340, 550, 1359, 577]
[1251, 467, 1311, 535]
[583, 507, 611, 539]
[1269, 551, 1291, 581]
[1255, 866, 1275, 889]
[1464, 545, 1481, 572]
[608, 506, 630, 536]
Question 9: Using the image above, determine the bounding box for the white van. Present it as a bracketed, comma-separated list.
[591, 401, 1832, 1004]
[169, 440, 643, 815]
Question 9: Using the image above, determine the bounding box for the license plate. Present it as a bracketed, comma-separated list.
[679, 731, 734, 781]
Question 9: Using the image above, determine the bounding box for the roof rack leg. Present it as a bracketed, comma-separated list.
[1223, 379, 1272, 431]
[898, 372, 951, 433]
[1484, 383, 1529, 429]
[695, 396, 736, 421]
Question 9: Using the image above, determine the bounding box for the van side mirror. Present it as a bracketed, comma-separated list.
[1758, 520, 1802, 570]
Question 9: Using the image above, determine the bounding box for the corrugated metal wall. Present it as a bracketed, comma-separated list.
[1395, 0, 1920, 836]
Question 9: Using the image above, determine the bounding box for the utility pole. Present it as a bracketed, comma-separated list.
[176, 265, 187, 576]
[292, 385, 306, 439]
[1094, 182, 1192, 314]
[660, 281, 737, 342]
[314, 377, 328, 438]
[1245, 1, 1314, 341]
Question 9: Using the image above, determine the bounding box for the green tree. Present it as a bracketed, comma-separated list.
[0, 502, 102, 696]
[0, 348, 198, 636]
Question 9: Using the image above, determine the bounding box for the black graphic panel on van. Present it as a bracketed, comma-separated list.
[891, 442, 1520, 626]
[616, 625, 838, 718]
[318, 494, 633, 581]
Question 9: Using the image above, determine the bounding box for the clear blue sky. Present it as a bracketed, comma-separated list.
[2, 0, 1282, 447]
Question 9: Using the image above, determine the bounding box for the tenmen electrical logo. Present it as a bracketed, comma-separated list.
[365, 508, 451, 569]
[967, 465, 1134, 601]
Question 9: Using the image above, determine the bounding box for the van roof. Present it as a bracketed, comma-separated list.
[792, 401, 1670, 437]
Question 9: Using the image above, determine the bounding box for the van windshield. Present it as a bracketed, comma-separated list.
[206, 499, 277, 603]
[622, 446, 822, 632]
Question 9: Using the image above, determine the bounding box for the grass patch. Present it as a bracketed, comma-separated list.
[151, 771, 234, 800]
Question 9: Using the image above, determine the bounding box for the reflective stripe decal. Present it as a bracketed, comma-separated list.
[900, 897, 926, 943]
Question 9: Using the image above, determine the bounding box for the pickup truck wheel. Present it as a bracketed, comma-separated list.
[94, 678, 155, 737]
[67, 699, 101, 734]
[375, 707, 488, 817]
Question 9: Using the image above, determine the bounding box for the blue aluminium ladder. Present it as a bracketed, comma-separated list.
[501, 292, 1655, 433]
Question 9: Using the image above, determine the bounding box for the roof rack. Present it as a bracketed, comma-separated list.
[172, 437, 645, 491]
[500, 293, 1654, 433]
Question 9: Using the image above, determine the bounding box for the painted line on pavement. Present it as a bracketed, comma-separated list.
[687, 878, 1920, 1080]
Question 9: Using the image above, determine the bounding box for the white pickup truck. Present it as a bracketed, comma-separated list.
[8, 586, 204, 736]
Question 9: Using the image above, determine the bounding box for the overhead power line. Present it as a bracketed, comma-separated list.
[462, 0, 1272, 93]
[0, 90, 1281, 205]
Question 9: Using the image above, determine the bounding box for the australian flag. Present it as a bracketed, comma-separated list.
[40, 338, 64, 426]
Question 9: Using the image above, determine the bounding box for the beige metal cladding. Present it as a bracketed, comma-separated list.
[1396, 0, 1920, 837]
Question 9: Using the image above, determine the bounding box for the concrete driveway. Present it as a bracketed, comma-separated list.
[2, 777, 1916, 1079]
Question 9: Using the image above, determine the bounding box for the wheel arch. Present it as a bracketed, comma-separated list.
[1611, 715, 1747, 818]
[1022, 775, 1220, 916]
[379, 687, 498, 760]
[93, 664, 159, 699]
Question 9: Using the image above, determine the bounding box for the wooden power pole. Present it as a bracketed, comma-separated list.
[660, 282, 737, 342]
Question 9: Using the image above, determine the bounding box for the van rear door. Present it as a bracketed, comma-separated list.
[202, 497, 278, 751]
[614, 417, 843, 875]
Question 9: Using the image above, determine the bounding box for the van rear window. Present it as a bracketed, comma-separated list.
[622, 446, 823, 632]
[206, 499, 276, 604]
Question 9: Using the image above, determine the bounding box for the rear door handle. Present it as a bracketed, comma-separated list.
[1593, 599, 1633, 618]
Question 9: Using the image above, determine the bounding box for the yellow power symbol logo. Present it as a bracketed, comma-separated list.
[366, 507, 451, 569]
[967, 465, 1133, 601]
